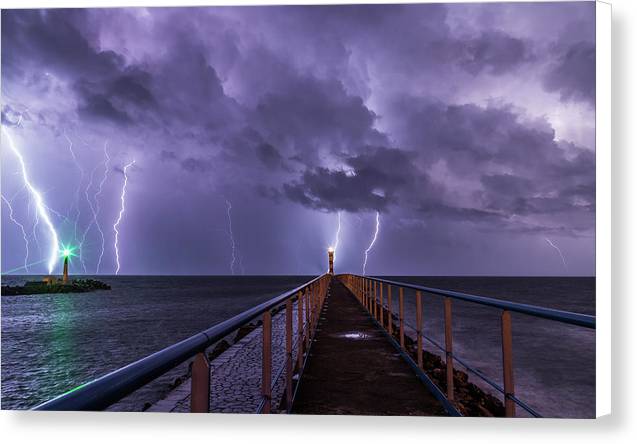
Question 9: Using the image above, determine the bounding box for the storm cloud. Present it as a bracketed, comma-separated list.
[456, 31, 534, 76]
[543, 41, 596, 105]
[1, 3, 596, 276]
[283, 147, 426, 212]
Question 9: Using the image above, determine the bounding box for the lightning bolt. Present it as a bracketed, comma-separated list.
[78, 159, 99, 272]
[79, 141, 110, 273]
[362, 211, 380, 276]
[327, 211, 342, 273]
[43, 202, 66, 221]
[113, 160, 135, 275]
[237, 252, 246, 275]
[2, 126, 60, 274]
[354, 214, 363, 228]
[2, 193, 30, 272]
[94, 141, 111, 274]
[31, 199, 41, 256]
[64, 131, 84, 250]
[225, 199, 238, 275]
[1, 258, 50, 275]
[544, 237, 567, 270]
[333, 211, 342, 256]
[30, 199, 68, 261]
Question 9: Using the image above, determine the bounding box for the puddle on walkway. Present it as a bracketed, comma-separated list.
[339, 332, 371, 340]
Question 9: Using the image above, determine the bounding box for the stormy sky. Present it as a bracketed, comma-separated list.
[0, 3, 596, 276]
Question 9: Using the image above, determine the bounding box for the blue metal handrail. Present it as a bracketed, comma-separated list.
[34, 274, 326, 411]
[345, 273, 594, 418]
[404, 318, 542, 417]
[363, 276, 595, 329]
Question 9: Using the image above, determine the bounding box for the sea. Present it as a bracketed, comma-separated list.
[0, 275, 595, 418]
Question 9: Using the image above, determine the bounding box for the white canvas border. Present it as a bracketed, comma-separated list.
[595, 0, 611, 418]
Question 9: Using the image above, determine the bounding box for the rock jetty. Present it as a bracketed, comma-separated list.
[1, 279, 111, 296]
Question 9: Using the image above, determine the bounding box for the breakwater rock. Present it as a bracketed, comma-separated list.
[1, 279, 111, 296]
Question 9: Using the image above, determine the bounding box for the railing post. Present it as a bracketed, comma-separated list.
[297, 291, 304, 371]
[190, 352, 210, 413]
[305, 288, 310, 349]
[362, 278, 366, 307]
[356, 276, 359, 300]
[501, 310, 516, 417]
[316, 283, 320, 323]
[314, 283, 317, 329]
[444, 297, 454, 401]
[379, 282, 384, 328]
[399, 287, 405, 349]
[308, 285, 313, 334]
[285, 299, 293, 412]
[387, 284, 393, 335]
[310, 285, 315, 332]
[371, 281, 373, 313]
[317, 281, 321, 317]
[362, 278, 365, 306]
[363, 278, 366, 308]
[361, 277, 364, 304]
[321, 279, 324, 304]
[262, 310, 272, 413]
[373, 281, 378, 319]
[416, 290, 423, 368]
[320, 278, 325, 307]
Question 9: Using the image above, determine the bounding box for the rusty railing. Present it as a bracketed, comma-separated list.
[34, 274, 331, 412]
[339, 274, 595, 418]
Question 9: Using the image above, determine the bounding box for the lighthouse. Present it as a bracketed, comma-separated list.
[328, 247, 334, 275]
[62, 248, 71, 283]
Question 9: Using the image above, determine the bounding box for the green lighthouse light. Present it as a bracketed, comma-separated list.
[59, 244, 76, 259]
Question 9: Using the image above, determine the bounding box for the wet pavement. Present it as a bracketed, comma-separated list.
[292, 278, 446, 416]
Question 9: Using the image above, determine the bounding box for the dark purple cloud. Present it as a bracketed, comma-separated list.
[180, 157, 214, 173]
[457, 31, 534, 75]
[255, 143, 287, 170]
[543, 41, 596, 105]
[2, 9, 122, 79]
[252, 75, 387, 160]
[283, 147, 426, 212]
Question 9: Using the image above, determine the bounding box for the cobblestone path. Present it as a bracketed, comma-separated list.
[148, 303, 304, 413]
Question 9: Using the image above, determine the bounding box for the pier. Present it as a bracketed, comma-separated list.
[34, 254, 595, 417]
[292, 278, 445, 416]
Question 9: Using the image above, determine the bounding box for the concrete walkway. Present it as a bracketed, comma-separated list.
[292, 278, 446, 416]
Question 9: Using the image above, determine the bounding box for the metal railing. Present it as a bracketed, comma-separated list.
[339, 274, 595, 418]
[34, 274, 331, 412]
